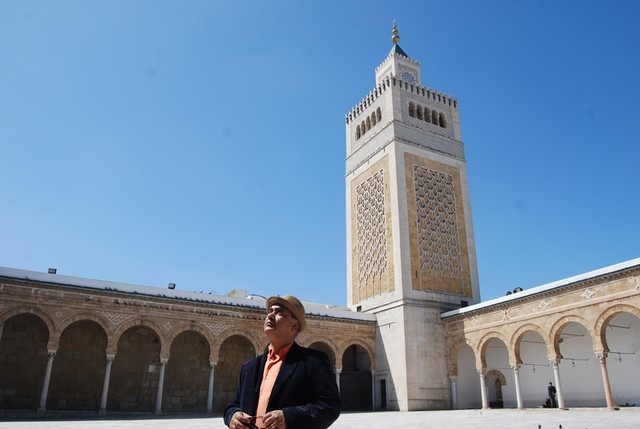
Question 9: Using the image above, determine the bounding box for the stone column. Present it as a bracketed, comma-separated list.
[371, 370, 376, 411]
[478, 368, 488, 409]
[596, 353, 616, 409]
[449, 375, 458, 410]
[37, 351, 56, 417]
[550, 359, 565, 409]
[512, 365, 523, 409]
[99, 354, 115, 416]
[207, 361, 217, 414]
[154, 359, 168, 415]
[334, 368, 341, 392]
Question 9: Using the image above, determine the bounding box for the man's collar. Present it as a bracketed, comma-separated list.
[268, 341, 294, 360]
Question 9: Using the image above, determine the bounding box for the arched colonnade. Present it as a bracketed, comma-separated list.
[0, 278, 376, 417]
[444, 268, 640, 410]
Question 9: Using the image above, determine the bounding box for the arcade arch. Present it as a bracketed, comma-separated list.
[108, 325, 161, 412]
[454, 342, 480, 409]
[163, 330, 210, 413]
[0, 307, 55, 348]
[48, 320, 107, 411]
[0, 313, 49, 410]
[340, 343, 373, 411]
[308, 340, 337, 368]
[166, 322, 217, 361]
[212, 328, 263, 362]
[601, 311, 640, 406]
[478, 332, 509, 369]
[514, 330, 549, 407]
[595, 304, 640, 351]
[214, 334, 256, 412]
[480, 337, 509, 409]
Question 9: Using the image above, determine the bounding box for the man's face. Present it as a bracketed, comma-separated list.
[264, 304, 299, 341]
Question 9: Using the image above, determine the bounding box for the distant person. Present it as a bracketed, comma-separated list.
[547, 382, 557, 408]
[225, 295, 341, 429]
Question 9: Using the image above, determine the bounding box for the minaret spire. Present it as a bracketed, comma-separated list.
[392, 20, 400, 44]
[385, 20, 410, 63]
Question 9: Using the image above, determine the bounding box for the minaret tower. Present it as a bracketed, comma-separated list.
[345, 23, 480, 411]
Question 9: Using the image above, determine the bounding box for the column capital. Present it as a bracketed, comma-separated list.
[549, 359, 560, 368]
[511, 364, 521, 373]
[477, 368, 486, 377]
[209, 361, 218, 368]
[595, 352, 608, 363]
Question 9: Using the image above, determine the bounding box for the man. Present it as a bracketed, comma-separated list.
[224, 295, 341, 429]
[547, 382, 557, 408]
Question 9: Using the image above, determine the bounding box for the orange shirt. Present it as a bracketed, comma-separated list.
[255, 342, 293, 428]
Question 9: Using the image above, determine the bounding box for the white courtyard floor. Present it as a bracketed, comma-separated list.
[1, 408, 640, 429]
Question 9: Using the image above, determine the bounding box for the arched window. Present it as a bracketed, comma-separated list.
[376, 107, 382, 122]
[366, 117, 371, 131]
[439, 113, 447, 128]
[371, 112, 377, 126]
[356, 125, 361, 139]
[416, 105, 423, 120]
[424, 107, 431, 123]
[408, 102, 416, 117]
[361, 121, 366, 136]
[431, 110, 438, 124]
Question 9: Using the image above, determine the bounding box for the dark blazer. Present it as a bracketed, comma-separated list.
[224, 342, 341, 429]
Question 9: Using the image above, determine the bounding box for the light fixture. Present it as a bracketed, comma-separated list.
[48, 268, 57, 274]
[168, 283, 176, 290]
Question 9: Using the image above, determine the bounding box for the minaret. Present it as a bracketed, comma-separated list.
[345, 22, 480, 411]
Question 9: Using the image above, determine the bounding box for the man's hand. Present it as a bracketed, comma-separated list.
[229, 411, 257, 429]
[262, 410, 287, 429]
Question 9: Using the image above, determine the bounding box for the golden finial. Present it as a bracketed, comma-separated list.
[392, 20, 400, 44]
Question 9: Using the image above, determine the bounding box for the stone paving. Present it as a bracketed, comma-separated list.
[1, 408, 640, 429]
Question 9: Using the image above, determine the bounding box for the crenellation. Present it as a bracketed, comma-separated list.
[347, 75, 458, 125]
[401, 81, 456, 110]
[375, 50, 420, 75]
[346, 77, 391, 124]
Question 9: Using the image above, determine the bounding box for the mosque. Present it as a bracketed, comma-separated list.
[1, 24, 638, 417]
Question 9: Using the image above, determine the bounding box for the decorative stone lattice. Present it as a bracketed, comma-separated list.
[203, 322, 230, 337]
[356, 170, 388, 293]
[581, 289, 596, 299]
[414, 166, 463, 288]
[538, 300, 551, 310]
[99, 311, 136, 326]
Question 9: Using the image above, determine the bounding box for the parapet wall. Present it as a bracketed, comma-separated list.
[346, 76, 458, 125]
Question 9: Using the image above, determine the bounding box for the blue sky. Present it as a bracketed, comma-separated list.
[1, 0, 638, 305]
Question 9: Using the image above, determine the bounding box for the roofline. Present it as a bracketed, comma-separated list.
[441, 257, 640, 319]
[0, 266, 376, 323]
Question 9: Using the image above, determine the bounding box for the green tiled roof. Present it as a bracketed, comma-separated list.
[390, 43, 409, 58]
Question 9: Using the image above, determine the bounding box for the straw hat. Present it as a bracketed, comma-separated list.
[266, 295, 307, 333]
